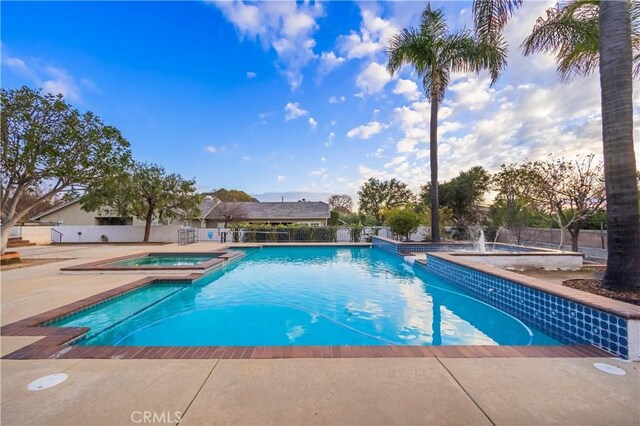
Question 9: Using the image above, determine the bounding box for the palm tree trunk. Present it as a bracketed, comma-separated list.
[430, 96, 441, 242]
[599, 0, 640, 288]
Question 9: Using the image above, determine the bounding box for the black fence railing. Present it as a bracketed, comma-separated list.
[211, 226, 392, 244]
[51, 228, 63, 243]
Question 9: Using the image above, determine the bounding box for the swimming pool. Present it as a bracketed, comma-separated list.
[52, 246, 560, 347]
[111, 253, 217, 267]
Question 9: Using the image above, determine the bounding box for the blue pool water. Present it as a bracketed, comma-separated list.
[111, 254, 216, 267]
[54, 247, 561, 346]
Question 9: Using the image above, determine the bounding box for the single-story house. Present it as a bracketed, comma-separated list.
[204, 202, 330, 227]
[30, 197, 218, 227]
[32, 198, 330, 228]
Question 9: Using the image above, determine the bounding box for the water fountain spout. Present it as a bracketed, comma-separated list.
[493, 226, 506, 250]
[477, 228, 487, 253]
[470, 225, 487, 253]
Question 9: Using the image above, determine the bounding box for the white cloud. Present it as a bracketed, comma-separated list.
[384, 156, 407, 169]
[212, 1, 323, 90]
[205, 145, 217, 154]
[355, 62, 393, 96]
[5, 57, 31, 76]
[308, 168, 327, 176]
[448, 75, 494, 111]
[337, 8, 399, 59]
[277, 175, 286, 183]
[438, 121, 464, 136]
[284, 102, 308, 121]
[318, 51, 345, 75]
[246, 71, 257, 79]
[40, 66, 81, 101]
[308, 117, 318, 129]
[325, 131, 336, 147]
[3, 55, 83, 102]
[320, 156, 326, 162]
[393, 79, 420, 101]
[329, 95, 346, 104]
[347, 121, 386, 139]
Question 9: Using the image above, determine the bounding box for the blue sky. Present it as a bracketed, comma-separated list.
[2, 1, 638, 201]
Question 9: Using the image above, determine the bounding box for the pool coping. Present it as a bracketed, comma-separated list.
[372, 235, 582, 256]
[59, 250, 243, 272]
[0, 272, 612, 360]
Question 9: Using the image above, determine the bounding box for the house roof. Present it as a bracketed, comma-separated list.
[32, 196, 221, 220]
[30, 198, 82, 220]
[194, 196, 220, 219]
[205, 202, 330, 221]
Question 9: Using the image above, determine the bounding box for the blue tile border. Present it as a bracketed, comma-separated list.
[416, 254, 638, 359]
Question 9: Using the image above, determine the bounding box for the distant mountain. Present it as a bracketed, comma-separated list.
[204, 188, 258, 202]
[251, 191, 334, 203]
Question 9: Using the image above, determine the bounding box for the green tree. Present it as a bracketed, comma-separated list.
[357, 178, 414, 225]
[421, 166, 491, 226]
[490, 163, 545, 244]
[472, 0, 640, 287]
[209, 188, 257, 202]
[387, 4, 507, 242]
[0, 86, 131, 252]
[328, 210, 341, 226]
[81, 162, 201, 242]
[385, 207, 422, 241]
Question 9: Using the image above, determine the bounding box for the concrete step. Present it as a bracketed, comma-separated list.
[6, 238, 36, 248]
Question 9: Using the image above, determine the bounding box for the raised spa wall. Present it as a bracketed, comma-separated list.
[371, 235, 583, 271]
[372, 236, 640, 360]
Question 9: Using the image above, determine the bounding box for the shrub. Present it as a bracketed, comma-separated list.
[385, 208, 422, 241]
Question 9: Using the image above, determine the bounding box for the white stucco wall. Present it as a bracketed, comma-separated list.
[52, 225, 184, 243]
[19, 226, 53, 245]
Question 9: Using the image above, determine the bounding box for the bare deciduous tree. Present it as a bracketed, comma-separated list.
[527, 155, 606, 252]
[328, 194, 353, 213]
[210, 202, 248, 227]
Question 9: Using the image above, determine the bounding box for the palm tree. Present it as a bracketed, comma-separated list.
[473, 0, 640, 288]
[387, 4, 507, 242]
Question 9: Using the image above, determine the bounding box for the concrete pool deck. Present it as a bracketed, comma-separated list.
[1, 244, 639, 425]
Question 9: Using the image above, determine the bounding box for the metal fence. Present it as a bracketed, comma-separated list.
[196, 226, 393, 244]
[177, 228, 198, 245]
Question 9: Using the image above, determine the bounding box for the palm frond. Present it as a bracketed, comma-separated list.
[472, 0, 523, 43]
[386, 28, 433, 77]
[420, 3, 448, 40]
[523, 0, 640, 82]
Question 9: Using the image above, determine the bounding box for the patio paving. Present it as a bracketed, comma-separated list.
[1, 244, 638, 425]
[1, 356, 637, 425]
